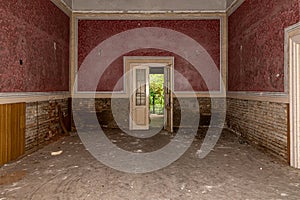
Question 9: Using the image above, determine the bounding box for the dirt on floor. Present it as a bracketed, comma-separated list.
[0, 128, 300, 200]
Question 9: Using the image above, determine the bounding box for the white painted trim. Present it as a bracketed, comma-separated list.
[53, 0, 246, 14]
[68, 14, 73, 93]
[227, 92, 289, 103]
[72, 13, 226, 30]
[52, 1, 244, 18]
[124, 56, 175, 96]
[51, 0, 72, 16]
[175, 92, 225, 98]
[285, 22, 300, 33]
[224, 16, 229, 94]
[72, 93, 126, 99]
[123, 56, 174, 60]
[220, 16, 226, 95]
[59, 0, 72, 11]
[227, 0, 245, 16]
[124, 56, 174, 60]
[287, 23, 300, 168]
[75, 14, 224, 20]
[74, 18, 79, 94]
[70, 14, 76, 96]
[72, 92, 226, 99]
[75, 91, 127, 95]
[174, 91, 224, 94]
[0, 92, 70, 104]
[124, 56, 174, 131]
[284, 32, 290, 93]
[72, 10, 227, 15]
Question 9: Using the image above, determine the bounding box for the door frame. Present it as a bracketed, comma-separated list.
[286, 22, 300, 169]
[124, 56, 174, 132]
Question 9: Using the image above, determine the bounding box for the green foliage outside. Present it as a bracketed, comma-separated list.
[149, 74, 164, 115]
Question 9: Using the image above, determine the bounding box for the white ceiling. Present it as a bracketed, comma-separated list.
[61, 0, 242, 12]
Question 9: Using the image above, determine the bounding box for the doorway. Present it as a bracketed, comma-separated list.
[149, 67, 165, 129]
[127, 57, 174, 132]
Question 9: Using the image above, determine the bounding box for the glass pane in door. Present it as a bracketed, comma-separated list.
[136, 69, 146, 106]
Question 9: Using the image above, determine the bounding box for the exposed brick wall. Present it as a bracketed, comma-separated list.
[72, 98, 130, 129]
[25, 99, 69, 152]
[173, 97, 226, 127]
[226, 98, 288, 161]
[72, 97, 226, 130]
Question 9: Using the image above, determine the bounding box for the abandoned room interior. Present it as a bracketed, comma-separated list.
[1, 0, 300, 199]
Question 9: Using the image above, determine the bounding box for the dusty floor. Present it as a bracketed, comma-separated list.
[1, 128, 300, 200]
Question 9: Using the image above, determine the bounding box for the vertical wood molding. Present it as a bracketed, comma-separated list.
[288, 24, 300, 168]
[221, 15, 228, 94]
[287, 105, 291, 164]
[70, 14, 77, 96]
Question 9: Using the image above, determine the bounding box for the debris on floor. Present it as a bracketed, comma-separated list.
[51, 150, 63, 156]
[0, 171, 26, 185]
[1, 129, 300, 199]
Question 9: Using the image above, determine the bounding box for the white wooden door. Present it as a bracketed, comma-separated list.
[164, 66, 173, 132]
[130, 66, 150, 130]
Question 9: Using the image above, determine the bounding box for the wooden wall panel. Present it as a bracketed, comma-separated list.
[0, 103, 25, 166]
[0, 105, 8, 164]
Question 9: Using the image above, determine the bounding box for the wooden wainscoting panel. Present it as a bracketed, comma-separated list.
[0, 104, 8, 164]
[0, 103, 25, 165]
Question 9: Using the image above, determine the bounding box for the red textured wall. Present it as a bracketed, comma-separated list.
[78, 20, 220, 92]
[228, 0, 299, 92]
[0, 0, 69, 92]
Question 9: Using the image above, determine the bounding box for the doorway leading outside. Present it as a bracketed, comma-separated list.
[149, 67, 164, 129]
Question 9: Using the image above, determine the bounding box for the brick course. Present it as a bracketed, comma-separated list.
[25, 99, 69, 152]
[72, 97, 226, 130]
[226, 98, 289, 161]
[25, 97, 289, 162]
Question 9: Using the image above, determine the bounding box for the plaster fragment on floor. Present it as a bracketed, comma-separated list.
[51, 150, 63, 156]
[281, 193, 288, 197]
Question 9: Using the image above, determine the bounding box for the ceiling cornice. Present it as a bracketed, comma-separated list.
[51, 0, 72, 16]
[226, 0, 245, 16]
[52, 0, 244, 16]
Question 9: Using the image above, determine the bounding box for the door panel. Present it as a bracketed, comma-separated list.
[134, 107, 147, 125]
[164, 67, 173, 132]
[130, 67, 149, 130]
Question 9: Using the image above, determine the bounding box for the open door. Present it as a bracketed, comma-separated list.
[130, 66, 150, 130]
[164, 66, 173, 132]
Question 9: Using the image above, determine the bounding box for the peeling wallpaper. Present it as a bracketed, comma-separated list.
[0, 0, 70, 92]
[228, 0, 300, 92]
[78, 20, 221, 92]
